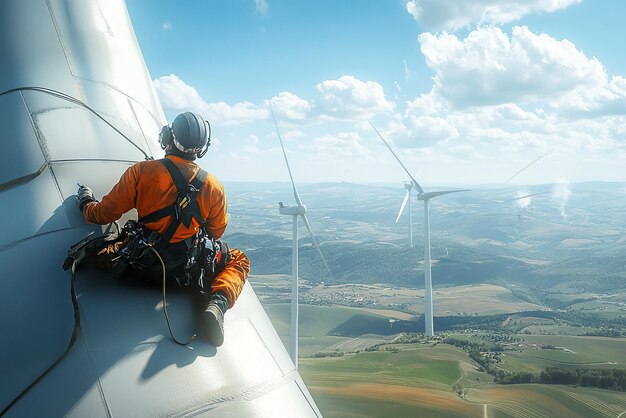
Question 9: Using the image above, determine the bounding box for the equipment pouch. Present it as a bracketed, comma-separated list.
[62, 231, 119, 271]
[117, 220, 161, 271]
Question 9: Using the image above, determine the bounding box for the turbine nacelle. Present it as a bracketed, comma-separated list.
[279, 201, 307, 216]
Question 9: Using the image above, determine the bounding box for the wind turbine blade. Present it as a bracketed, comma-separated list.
[512, 191, 548, 201]
[268, 100, 303, 206]
[369, 121, 424, 194]
[301, 214, 334, 281]
[395, 190, 410, 223]
[504, 154, 547, 184]
[419, 189, 470, 200]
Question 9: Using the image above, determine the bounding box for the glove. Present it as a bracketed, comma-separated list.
[77, 184, 96, 211]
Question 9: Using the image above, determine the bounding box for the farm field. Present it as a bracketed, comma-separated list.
[498, 335, 626, 372]
[263, 303, 400, 356]
[300, 343, 626, 418]
[252, 279, 549, 316]
[464, 384, 626, 418]
[299, 345, 485, 418]
[262, 300, 626, 417]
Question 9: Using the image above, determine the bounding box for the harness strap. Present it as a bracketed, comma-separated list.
[138, 158, 208, 247]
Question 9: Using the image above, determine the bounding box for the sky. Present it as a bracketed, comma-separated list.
[125, 0, 626, 187]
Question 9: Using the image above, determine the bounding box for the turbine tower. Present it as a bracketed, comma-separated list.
[370, 122, 468, 336]
[396, 181, 414, 247]
[269, 101, 333, 366]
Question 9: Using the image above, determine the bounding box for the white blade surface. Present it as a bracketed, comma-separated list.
[369, 121, 424, 194]
[395, 190, 410, 223]
[302, 214, 334, 281]
[504, 154, 547, 184]
[420, 189, 470, 200]
[268, 100, 303, 206]
[512, 191, 548, 201]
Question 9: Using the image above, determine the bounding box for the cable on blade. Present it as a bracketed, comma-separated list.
[0, 86, 154, 161]
[0, 260, 82, 417]
[147, 245, 196, 346]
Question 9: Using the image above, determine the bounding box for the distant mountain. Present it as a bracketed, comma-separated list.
[223, 181, 626, 294]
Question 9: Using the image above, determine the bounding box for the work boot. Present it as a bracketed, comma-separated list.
[203, 293, 229, 347]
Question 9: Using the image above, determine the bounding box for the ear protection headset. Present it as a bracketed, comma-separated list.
[159, 113, 211, 158]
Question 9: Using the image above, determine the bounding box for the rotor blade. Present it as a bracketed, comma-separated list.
[268, 99, 302, 206]
[301, 214, 334, 281]
[504, 154, 547, 184]
[395, 190, 410, 223]
[512, 191, 548, 201]
[419, 189, 470, 201]
[369, 121, 424, 194]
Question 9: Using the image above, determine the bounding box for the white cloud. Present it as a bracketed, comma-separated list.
[315, 75, 395, 119]
[153, 74, 266, 125]
[153, 74, 395, 125]
[246, 134, 259, 144]
[303, 132, 370, 158]
[255, 0, 268, 16]
[268, 92, 312, 121]
[154, 74, 397, 126]
[396, 92, 622, 167]
[162, 22, 172, 30]
[153, 74, 206, 111]
[402, 115, 459, 146]
[557, 75, 626, 117]
[447, 144, 474, 157]
[418, 26, 606, 108]
[403, 60, 414, 82]
[284, 130, 306, 140]
[495, 104, 540, 121]
[204, 101, 267, 126]
[413, 26, 626, 119]
[406, 91, 446, 116]
[406, 0, 581, 32]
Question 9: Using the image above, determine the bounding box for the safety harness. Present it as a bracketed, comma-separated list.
[139, 157, 207, 245]
[113, 158, 229, 292]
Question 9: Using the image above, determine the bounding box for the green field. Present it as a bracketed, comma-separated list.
[300, 345, 484, 418]
[465, 384, 626, 418]
[300, 342, 626, 418]
[260, 296, 626, 417]
[498, 335, 626, 372]
[301, 346, 463, 387]
[264, 303, 406, 356]
[309, 393, 480, 418]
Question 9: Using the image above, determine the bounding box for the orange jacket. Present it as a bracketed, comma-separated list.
[82, 155, 227, 242]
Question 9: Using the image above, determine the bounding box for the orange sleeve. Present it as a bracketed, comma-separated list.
[203, 175, 228, 239]
[82, 164, 140, 225]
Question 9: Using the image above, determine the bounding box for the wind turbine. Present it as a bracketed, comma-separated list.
[396, 181, 415, 247]
[370, 122, 468, 336]
[269, 101, 333, 367]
